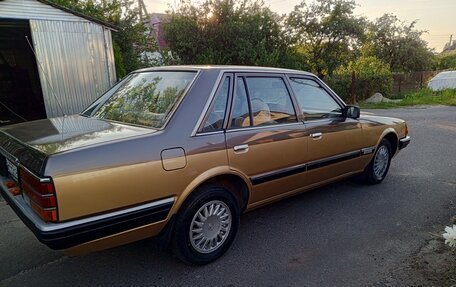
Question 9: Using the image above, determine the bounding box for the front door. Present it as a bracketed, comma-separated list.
[288, 77, 366, 186]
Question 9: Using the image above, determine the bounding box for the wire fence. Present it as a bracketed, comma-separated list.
[329, 70, 446, 103]
[392, 71, 441, 95]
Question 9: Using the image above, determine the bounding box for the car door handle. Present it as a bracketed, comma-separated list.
[233, 144, 249, 153]
[310, 132, 323, 139]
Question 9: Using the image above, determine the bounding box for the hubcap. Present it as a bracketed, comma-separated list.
[373, 145, 389, 179]
[189, 200, 232, 254]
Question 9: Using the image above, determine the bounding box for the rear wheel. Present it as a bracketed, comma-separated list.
[171, 185, 240, 265]
[361, 139, 392, 184]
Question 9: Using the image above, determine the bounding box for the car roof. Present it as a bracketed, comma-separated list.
[134, 65, 315, 76]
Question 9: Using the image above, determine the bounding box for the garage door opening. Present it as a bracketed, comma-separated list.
[0, 19, 47, 126]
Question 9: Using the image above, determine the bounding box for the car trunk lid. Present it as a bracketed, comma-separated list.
[0, 115, 156, 176]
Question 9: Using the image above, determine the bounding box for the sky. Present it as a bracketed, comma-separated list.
[143, 0, 455, 52]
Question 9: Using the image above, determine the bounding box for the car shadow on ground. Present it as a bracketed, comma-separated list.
[10, 178, 367, 281]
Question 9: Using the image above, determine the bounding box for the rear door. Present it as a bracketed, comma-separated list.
[225, 73, 307, 204]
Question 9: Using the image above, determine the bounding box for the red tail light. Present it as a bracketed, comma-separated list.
[19, 168, 58, 222]
[405, 124, 409, 137]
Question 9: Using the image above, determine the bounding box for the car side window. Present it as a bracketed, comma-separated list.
[201, 77, 231, 133]
[289, 78, 342, 121]
[230, 78, 251, 128]
[244, 77, 297, 126]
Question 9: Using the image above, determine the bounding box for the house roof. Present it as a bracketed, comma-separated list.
[149, 13, 170, 25]
[443, 40, 456, 53]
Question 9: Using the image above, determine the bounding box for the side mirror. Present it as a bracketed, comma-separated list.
[344, 105, 360, 119]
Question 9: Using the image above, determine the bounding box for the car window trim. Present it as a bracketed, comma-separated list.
[192, 71, 314, 137]
[196, 73, 233, 134]
[227, 73, 300, 130]
[225, 121, 304, 133]
[286, 74, 346, 107]
[191, 70, 224, 136]
[286, 74, 346, 123]
[240, 76, 254, 127]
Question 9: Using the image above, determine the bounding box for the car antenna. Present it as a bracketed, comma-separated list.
[25, 36, 66, 117]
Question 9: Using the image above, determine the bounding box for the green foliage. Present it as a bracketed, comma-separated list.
[112, 41, 126, 77]
[163, 0, 301, 68]
[330, 56, 393, 101]
[286, 0, 366, 78]
[437, 51, 456, 70]
[49, 0, 438, 94]
[363, 14, 435, 72]
[360, 88, 456, 109]
[48, 0, 158, 77]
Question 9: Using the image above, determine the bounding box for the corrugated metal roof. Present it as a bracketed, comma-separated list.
[0, 0, 117, 30]
[0, 0, 84, 22]
[428, 71, 456, 91]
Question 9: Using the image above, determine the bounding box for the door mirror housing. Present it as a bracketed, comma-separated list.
[344, 105, 360, 119]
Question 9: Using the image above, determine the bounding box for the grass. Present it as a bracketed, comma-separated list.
[359, 88, 456, 109]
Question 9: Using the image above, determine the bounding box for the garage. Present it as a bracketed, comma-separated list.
[0, 0, 116, 126]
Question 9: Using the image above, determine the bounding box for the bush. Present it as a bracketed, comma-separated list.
[329, 56, 393, 102]
[437, 51, 456, 70]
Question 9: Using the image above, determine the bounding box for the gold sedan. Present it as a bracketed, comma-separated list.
[0, 66, 410, 264]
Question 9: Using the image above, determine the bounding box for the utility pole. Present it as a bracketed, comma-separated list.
[137, 0, 149, 23]
[138, 0, 149, 21]
[123, 0, 150, 23]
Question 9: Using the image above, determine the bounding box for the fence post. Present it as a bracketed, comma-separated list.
[420, 71, 424, 89]
[350, 70, 356, 104]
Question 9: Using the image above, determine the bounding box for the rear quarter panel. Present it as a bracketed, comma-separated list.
[48, 69, 226, 222]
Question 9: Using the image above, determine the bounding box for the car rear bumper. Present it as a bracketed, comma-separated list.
[0, 178, 174, 250]
[399, 136, 411, 150]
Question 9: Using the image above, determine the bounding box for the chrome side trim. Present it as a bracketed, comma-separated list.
[250, 148, 370, 185]
[306, 150, 361, 168]
[0, 177, 174, 232]
[303, 118, 343, 124]
[250, 162, 307, 185]
[193, 130, 225, 137]
[361, 147, 376, 155]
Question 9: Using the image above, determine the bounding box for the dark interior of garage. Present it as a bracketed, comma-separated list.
[0, 19, 47, 126]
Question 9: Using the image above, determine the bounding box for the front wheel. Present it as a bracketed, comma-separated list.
[361, 139, 392, 184]
[171, 185, 240, 265]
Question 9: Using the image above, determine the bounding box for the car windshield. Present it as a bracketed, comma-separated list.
[83, 71, 197, 128]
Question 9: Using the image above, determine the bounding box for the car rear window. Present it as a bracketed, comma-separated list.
[84, 71, 197, 128]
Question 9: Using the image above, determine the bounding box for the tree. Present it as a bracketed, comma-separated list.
[48, 0, 158, 77]
[286, 0, 366, 78]
[163, 0, 301, 68]
[363, 14, 435, 72]
[330, 56, 393, 101]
